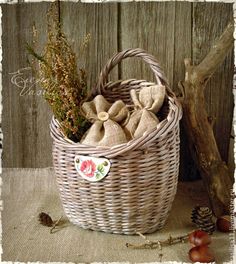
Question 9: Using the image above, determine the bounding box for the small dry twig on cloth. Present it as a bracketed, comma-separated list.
[50, 216, 63, 234]
[126, 232, 189, 250]
[38, 212, 63, 234]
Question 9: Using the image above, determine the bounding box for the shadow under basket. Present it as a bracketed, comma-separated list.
[50, 48, 182, 235]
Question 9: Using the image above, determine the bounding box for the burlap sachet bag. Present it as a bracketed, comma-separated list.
[80, 95, 129, 147]
[125, 85, 166, 139]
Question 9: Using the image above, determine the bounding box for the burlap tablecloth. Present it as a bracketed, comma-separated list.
[2, 168, 232, 263]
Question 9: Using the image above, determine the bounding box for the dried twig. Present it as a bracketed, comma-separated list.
[50, 216, 63, 234]
[126, 232, 189, 249]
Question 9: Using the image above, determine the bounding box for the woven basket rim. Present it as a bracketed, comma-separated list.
[50, 90, 182, 158]
[50, 49, 182, 157]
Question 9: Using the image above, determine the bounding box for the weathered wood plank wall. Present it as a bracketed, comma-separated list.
[2, 3, 52, 168]
[2, 2, 234, 181]
[193, 3, 234, 163]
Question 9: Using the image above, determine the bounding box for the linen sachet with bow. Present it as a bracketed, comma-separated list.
[124, 85, 166, 139]
[80, 95, 129, 147]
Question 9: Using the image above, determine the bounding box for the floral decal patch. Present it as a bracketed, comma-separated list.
[74, 155, 111, 182]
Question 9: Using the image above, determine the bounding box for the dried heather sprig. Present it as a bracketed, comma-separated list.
[27, 4, 90, 142]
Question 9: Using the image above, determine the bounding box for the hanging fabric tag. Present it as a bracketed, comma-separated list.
[74, 155, 111, 182]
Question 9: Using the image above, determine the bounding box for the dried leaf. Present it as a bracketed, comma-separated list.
[38, 212, 53, 227]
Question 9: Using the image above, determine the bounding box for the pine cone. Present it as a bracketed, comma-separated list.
[38, 212, 53, 227]
[191, 206, 215, 234]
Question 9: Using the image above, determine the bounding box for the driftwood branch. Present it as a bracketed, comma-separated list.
[179, 21, 234, 217]
[195, 22, 234, 82]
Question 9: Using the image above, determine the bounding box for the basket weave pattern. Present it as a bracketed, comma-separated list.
[50, 49, 182, 234]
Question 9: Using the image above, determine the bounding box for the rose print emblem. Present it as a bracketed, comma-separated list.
[74, 155, 111, 182]
[80, 160, 96, 177]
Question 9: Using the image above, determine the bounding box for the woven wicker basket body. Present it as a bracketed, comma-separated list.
[50, 49, 182, 235]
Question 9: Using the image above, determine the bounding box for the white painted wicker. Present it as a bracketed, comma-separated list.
[50, 48, 182, 234]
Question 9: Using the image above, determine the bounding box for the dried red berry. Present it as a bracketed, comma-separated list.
[189, 245, 215, 263]
[216, 215, 231, 232]
[189, 230, 211, 246]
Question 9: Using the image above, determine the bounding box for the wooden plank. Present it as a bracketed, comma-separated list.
[192, 3, 234, 166]
[2, 3, 53, 168]
[119, 2, 176, 87]
[59, 2, 119, 91]
[2, 2, 119, 168]
[173, 2, 198, 181]
[119, 2, 197, 181]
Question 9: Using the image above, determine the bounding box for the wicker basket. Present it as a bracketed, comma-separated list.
[50, 48, 182, 235]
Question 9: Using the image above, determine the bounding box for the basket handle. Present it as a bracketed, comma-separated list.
[93, 48, 171, 96]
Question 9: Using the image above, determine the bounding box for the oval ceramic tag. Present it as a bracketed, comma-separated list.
[74, 155, 111, 182]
